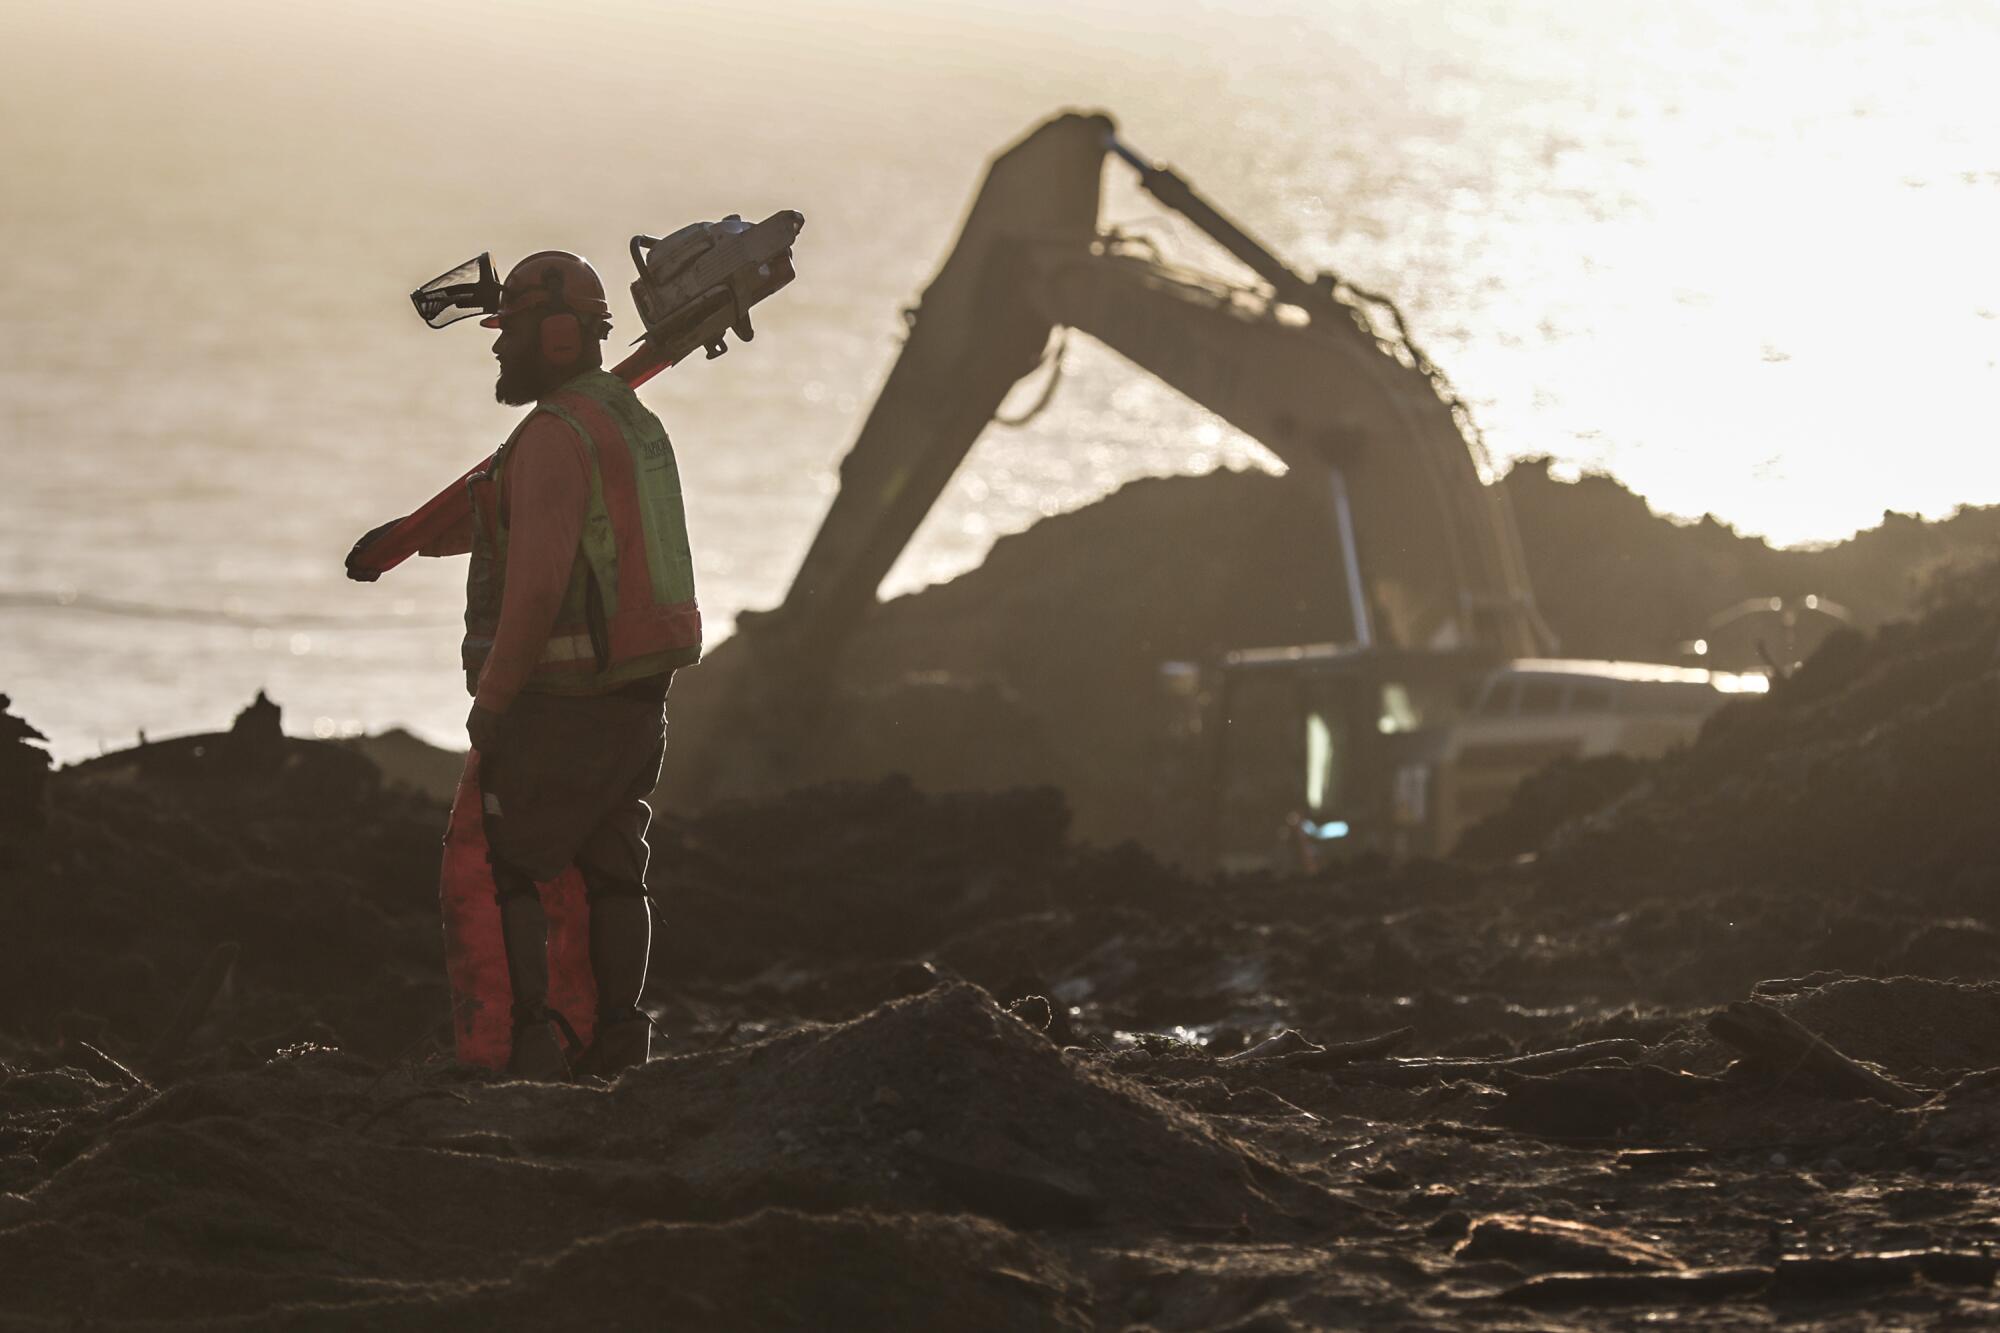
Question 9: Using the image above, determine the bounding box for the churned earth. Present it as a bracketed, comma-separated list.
[2, 527, 1998, 1329]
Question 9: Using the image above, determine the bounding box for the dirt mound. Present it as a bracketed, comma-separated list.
[1537, 560, 2000, 900]
[0, 985, 1327, 1326]
[404, 981, 1333, 1233]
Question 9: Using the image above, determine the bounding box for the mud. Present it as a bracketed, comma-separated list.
[3, 557, 1998, 1328]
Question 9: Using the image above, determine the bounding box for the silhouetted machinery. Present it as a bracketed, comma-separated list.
[675, 111, 1762, 867]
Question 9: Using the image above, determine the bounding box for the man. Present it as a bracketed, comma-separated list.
[365, 251, 702, 1078]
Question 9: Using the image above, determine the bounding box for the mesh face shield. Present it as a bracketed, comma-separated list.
[410, 253, 503, 329]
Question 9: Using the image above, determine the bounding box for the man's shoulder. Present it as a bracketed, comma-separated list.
[505, 411, 591, 475]
[516, 410, 582, 445]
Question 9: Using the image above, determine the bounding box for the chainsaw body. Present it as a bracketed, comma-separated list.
[628, 210, 805, 362]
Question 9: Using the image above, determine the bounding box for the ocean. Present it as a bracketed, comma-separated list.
[4, 0, 1997, 760]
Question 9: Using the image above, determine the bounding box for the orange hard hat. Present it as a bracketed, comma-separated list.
[480, 251, 611, 328]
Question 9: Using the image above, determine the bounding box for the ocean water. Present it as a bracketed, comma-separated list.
[4, 0, 1997, 760]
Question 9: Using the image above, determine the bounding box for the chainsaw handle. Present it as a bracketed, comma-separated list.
[629, 234, 661, 274]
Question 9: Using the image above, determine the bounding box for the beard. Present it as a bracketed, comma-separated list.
[494, 349, 553, 407]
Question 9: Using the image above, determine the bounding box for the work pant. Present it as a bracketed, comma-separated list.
[479, 677, 672, 887]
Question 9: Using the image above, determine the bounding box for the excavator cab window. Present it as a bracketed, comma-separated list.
[1304, 708, 1347, 814]
[1303, 673, 1380, 819]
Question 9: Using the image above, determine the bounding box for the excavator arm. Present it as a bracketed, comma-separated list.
[1031, 244, 1546, 655]
[758, 113, 1109, 662]
[686, 110, 1550, 797]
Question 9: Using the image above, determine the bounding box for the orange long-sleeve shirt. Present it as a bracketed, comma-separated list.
[422, 416, 595, 714]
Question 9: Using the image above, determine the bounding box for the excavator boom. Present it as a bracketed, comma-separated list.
[685, 110, 1550, 799]
[764, 114, 1108, 661]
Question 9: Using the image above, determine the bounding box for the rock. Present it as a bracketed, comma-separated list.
[1007, 994, 1055, 1036]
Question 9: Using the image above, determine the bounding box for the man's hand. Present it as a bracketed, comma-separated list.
[345, 518, 404, 583]
[467, 702, 511, 756]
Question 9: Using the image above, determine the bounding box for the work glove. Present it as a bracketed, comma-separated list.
[467, 702, 511, 757]
[344, 518, 403, 583]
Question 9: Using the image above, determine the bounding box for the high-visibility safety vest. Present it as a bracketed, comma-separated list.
[462, 369, 702, 695]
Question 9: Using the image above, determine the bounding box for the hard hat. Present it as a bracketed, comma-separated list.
[480, 251, 612, 328]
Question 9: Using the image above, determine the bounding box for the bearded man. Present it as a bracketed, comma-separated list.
[357, 251, 702, 1078]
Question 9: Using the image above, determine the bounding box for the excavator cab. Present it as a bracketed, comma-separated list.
[1205, 646, 1495, 870]
[1200, 648, 1771, 871]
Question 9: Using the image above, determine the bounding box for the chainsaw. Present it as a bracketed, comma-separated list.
[348, 210, 804, 580]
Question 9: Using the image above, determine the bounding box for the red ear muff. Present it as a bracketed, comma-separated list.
[540, 312, 582, 367]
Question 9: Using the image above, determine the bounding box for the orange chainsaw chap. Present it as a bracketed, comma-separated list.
[439, 752, 596, 1067]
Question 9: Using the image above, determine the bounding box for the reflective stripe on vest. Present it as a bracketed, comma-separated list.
[462, 369, 702, 695]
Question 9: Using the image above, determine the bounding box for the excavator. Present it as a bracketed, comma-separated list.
[664, 110, 1756, 867]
